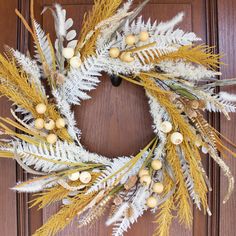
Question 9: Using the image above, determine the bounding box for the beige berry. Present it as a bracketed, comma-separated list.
[44, 119, 55, 130]
[146, 196, 158, 208]
[62, 47, 74, 59]
[151, 160, 162, 171]
[109, 47, 120, 58]
[35, 103, 47, 114]
[46, 134, 57, 144]
[125, 34, 136, 45]
[120, 52, 135, 63]
[139, 31, 149, 42]
[160, 121, 173, 133]
[56, 118, 66, 129]
[68, 172, 80, 181]
[138, 169, 149, 178]
[54, 73, 65, 85]
[79, 171, 92, 184]
[140, 175, 152, 186]
[34, 118, 44, 130]
[201, 146, 209, 154]
[153, 182, 164, 194]
[170, 132, 183, 145]
[70, 56, 82, 68]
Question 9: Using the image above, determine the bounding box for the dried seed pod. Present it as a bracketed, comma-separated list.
[191, 100, 199, 109]
[124, 175, 138, 190]
[113, 196, 123, 206]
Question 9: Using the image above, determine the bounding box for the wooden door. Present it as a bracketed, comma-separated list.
[0, 0, 236, 235]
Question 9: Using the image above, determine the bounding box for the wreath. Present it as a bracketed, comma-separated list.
[0, 0, 236, 236]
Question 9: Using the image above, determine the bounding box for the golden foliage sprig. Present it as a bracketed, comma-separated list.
[0, 54, 46, 113]
[181, 142, 208, 210]
[141, 75, 209, 230]
[31, 179, 90, 209]
[166, 142, 193, 227]
[76, 0, 123, 57]
[156, 45, 221, 70]
[153, 172, 175, 236]
[33, 192, 97, 236]
[31, 184, 71, 209]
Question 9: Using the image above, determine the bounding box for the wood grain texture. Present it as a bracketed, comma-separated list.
[218, 0, 236, 236]
[0, 0, 18, 236]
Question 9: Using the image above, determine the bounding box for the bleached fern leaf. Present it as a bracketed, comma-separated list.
[179, 148, 201, 209]
[135, 44, 178, 64]
[14, 106, 34, 123]
[154, 28, 201, 46]
[11, 49, 45, 95]
[12, 49, 41, 79]
[111, 186, 150, 236]
[155, 12, 184, 34]
[219, 91, 236, 102]
[12, 177, 57, 193]
[6, 140, 111, 172]
[52, 89, 81, 141]
[62, 46, 111, 104]
[87, 153, 147, 194]
[157, 59, 219, 81]
[33, 20, 53, 68]
[200, 91, 236, 117]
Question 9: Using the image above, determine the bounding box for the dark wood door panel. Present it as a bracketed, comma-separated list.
[0, 1, 18, 236]
[218, 0, 236, 236]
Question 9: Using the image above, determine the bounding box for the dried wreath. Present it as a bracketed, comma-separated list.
[0, 0, 236, 236]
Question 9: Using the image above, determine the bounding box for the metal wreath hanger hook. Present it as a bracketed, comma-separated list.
[110, 74, 122, 87]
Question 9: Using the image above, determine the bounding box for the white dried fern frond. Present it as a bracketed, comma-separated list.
[87, 153, 147, 194]
[14, 106, 33, 123]
[157, 59, 219, 81]
[219, 91, 236, 102]
[155, 12, 184, 34]
[199, 90, 236, 118]
[178, 148, 201, 209]
[52, 89, 81, 141]
[135, 43, 178, 65]
[62, 46, 110, 104]
[11, 49, 45, 95]
[4, 140, 112, 172]
[146, 92, 168, 160]
[111, 186, 150, 236]
[12, 177, 57, 193]
[33, 20, 54, 68]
